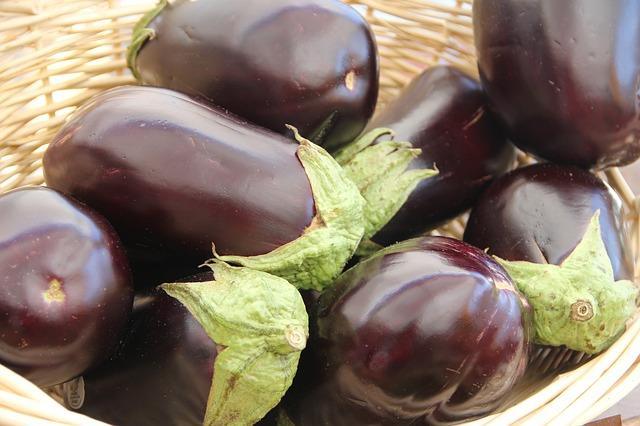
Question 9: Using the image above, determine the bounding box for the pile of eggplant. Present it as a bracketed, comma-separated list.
[1, 0, 638, 425]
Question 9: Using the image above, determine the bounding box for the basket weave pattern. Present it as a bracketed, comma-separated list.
[0, 1, 639, 425]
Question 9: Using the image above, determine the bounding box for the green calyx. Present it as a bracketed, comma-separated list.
[496, 211, 639, 354]
[161, 262, 308, 426]
[335, 127, 438, 241]
[213, 126, 365, 292]
[126, 0, 168, 80]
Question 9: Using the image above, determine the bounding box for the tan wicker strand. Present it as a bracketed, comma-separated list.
[0, 1, 639, 425]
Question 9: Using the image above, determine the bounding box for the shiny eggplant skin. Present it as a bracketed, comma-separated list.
[284, 237, 531, 425]
[44, 86, 315, 263]
[464, 163, 634, 280]
[474, 0, 640, 169]
[133, 0, 379, 150]
[0, 187, 133, 387]
[366, 66, 514, 245]
[77, 276, 216, 426]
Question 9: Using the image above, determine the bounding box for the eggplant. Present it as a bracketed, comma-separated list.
[44, 86, 365, 291]
[282, 237, 532, 425]
[74, 263, 308, 426]
[474, 0, 640, 169]
[127, 0, 379, 150]
[76, 281, 216, 426]
[0, 186, 133, 387]
[464, 164, 638, 353]
[126, 245, 203, 290]
[339, 66, 514, 246]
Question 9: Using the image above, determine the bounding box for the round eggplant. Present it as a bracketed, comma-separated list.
[464, 164, 638, 353]
[75, 263, 308, 426]
[128, 0, 379, 150]
[44, 86, 365, 291]
[474, 0, 640, 169]
[0, 186, 133, 387]
[283, 237, 532, 425]
[358, 66, 514, 245]
[464, 164, 634, 280]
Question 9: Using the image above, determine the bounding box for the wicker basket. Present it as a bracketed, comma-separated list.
[0, 1, 639, 425]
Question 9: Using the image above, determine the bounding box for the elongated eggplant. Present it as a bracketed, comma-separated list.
[464, 164, 638, 353]
[0, 187, 132, 387]
[339, 66, 514, 246]
[282, 237, 531, 425]
[127, 0, 379, 150]
[44, 86, 365, 291]
[474, 0, 640, 169]
[74, 263, 308, 426]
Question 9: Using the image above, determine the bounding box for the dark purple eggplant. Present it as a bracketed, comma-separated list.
[75, 281, 216, 426]
[125, 245, 203, 290]
[464, 164, 638, 353]
[464, 164, 634, 280]
[474, 0, 640, 169]
[127, 0, 379, 150]
[282, 237, 531, 425]
[74, 263, 308, 426]
[341, 66, 514, 246]
[0, 186, 133, 387]
[44, 86, 365, 291]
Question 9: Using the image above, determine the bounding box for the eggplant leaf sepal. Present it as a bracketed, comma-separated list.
[213, 126, 365, 292]
[126, 0, 168, 80]
[335, 127, 438, 240]
[495, 211, 638, 354]
[161, 262, 308, 426]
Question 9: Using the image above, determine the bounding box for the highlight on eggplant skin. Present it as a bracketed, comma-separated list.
[43, 85, 316, 263]
[363, 66, 514, 246]
[129, 0, 380, 150]
[0, 186, 133, 388]
[282, 236, 531, 426]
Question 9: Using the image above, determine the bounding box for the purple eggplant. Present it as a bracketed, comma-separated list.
[464, 164, 638, 353]
[474, 0, 640, 169]
[44, 86, 365, 291]
[73, 263, 308, 426]
[75, 281, 216, 426]
[127, 0, 379, 150]
[464, 164, 634, 280]
[282, 237, 531, 425]
[342, 66, 514, 246]
[0, 186, 133, 387]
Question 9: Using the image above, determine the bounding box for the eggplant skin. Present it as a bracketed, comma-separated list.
[78, 276, 217, 426]
[284, 237, 531, 425]
[134, 0, 379, 150]
[464, 163, 635, 281]
[368, 66, 514, 246]
[474, 0, 640, 169]
[44, 86, 315, 262]
[0, 187, 133, 387]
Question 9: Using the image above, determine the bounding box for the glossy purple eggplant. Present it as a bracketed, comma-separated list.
[283, 237, 531, 425]
[0, 186, 133, 387]
[44, 86, 315, 262]
[75, 277, 216, 426]
[464, 163, 634, 281]
[364, 66, 514, 245]
[474, 0, 640, 169]
[128, 0, 379, 150]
